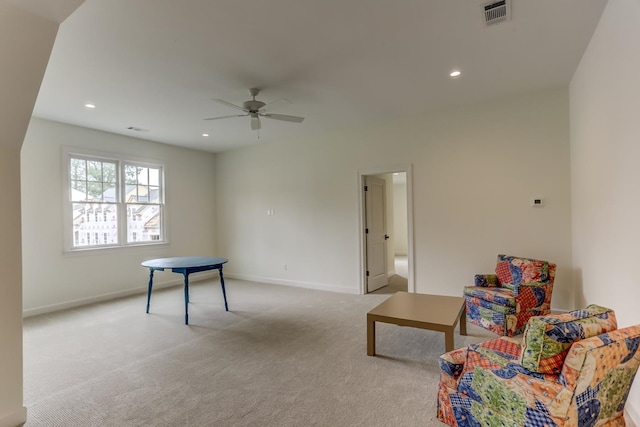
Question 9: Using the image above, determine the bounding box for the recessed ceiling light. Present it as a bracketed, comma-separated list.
[202, 133, 209, 137]
[85, 103, 96, 109]
[449, 70, 461, 78]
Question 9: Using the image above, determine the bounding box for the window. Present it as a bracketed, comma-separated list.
[65, 149, 165, 251]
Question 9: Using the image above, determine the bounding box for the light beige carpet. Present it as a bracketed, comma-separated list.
[23, 278, 495, 427]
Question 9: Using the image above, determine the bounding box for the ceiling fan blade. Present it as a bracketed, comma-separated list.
[260, 98, 292, 113]
[261, 113, 305, 123]
[251, 115, 261, 131]
[204, 114, 248, 121]
[212, 98, 246, 112]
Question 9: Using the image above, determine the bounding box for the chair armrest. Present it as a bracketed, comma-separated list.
[440, 347, 467, 380]
[560, 325, 640, 391]
[474, 273, 499, 287]
[439, 347, 468, 391]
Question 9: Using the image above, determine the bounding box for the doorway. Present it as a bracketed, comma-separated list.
[358, 165, 414, 294]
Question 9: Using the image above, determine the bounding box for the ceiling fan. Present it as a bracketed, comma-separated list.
[204, 88, 305, 131]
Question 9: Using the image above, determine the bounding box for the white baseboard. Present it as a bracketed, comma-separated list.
[0, 406, 26, 427]
[24, 271, 357, 317]
[225, 273, 360, 295]
[23, 271, 217, 318]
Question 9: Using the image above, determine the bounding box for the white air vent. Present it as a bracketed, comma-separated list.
[483, 0, 511, 26]
[127, 126, 149, 132]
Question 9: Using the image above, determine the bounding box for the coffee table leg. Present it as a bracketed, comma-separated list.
[367, 315, 376, 356]
[459, 307, 467, 336]
[445, 328, 454, 352]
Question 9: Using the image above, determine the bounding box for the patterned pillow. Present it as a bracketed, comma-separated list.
[518, 304, 617, 374]
[494, 254, 552, 285]
[474, 274, 499, 287]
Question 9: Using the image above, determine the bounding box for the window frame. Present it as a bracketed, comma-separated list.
[62, 147, 168, 253]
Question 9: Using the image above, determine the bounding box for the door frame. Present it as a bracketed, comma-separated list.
[357, 164, 414, 294]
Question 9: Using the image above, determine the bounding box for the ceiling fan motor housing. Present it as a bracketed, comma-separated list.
[243, 100, 266, 112]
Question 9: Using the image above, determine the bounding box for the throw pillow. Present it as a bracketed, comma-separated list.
[474, 274, 499, 287]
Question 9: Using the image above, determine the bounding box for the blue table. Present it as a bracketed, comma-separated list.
[142, 256, 229, 324]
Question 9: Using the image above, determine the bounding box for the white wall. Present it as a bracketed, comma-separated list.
[0, 1, 82, 425]
[21, 118, 217, 314]
[216, 88, 573, 307]
[0, 4, 61, 426]
[569, 0, 640, 421]
[393, 177, 408, 256]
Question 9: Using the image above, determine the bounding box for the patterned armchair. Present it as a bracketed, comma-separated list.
[437, 305, 640, 426]
[464, 254, 556, 337]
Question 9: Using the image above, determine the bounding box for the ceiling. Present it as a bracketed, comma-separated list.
[32, 0, 608, 153]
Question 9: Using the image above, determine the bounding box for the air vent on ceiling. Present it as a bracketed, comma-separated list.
[127, 126, 149, 132]
[483, 0, 511, 26]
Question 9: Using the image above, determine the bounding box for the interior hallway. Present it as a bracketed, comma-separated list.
[371, 256, 408, 295]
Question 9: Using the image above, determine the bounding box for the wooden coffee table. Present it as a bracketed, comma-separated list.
[367, 292, 466, 355]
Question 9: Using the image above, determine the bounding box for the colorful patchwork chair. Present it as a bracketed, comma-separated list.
[437, 305, 640, 426]
[464, 254, 556, 337]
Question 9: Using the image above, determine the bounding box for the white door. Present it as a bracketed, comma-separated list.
[365, 176, 388, 292]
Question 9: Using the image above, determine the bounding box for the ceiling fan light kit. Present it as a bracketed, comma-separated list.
[204, 88, 305, 131]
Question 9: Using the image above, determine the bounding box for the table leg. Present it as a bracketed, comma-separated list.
[145, 269, 154, 314]
[183, 273, 190, 325]
[367, 316, 376, 356]
[218, 266, 229, 311]
[459, 305, 467, 336]
[445, 328, 455, 352]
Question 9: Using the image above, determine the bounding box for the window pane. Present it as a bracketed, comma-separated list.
[72, 202, 118, 247]
[103, 183, 117, 202]
[124, 184, 139, 202]
[137, 185, 149, 203]
[148, 186, 160, 203]
[87, 181, 103, 199]
[71, 181, 87, 201]
[136, 167, 146, 184]
[149, 168, 159, 186]
[127, 204, 162, 243]
[125, 165, 137, 185]
[70, 158, 86, 181]
[103, 162, 117, 183]
[87, 160, 102, 181]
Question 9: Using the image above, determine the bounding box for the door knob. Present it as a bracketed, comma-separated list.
[384, 234, 389, 240]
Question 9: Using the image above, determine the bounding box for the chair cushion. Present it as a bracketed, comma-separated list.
[495, 254, 553, 286]
[518, 304, 617, 374]
[459, 337, 522, 378]
[463, 286, 516, 308]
